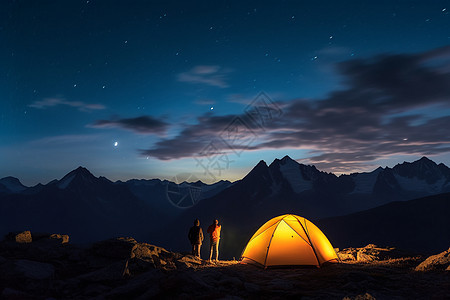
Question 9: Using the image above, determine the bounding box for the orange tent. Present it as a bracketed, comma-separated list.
[240, 214, 339, 268]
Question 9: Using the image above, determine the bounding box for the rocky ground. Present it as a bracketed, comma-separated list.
[0, 231, 449, 299]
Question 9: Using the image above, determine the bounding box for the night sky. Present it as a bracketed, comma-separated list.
[2, 1, 450, 185]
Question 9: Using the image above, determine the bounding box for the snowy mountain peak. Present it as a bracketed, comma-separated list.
[392, 156, 445, 183]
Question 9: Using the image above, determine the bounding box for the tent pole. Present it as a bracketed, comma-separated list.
[295, 216, 321, 267]
[263, 221, 282, 268]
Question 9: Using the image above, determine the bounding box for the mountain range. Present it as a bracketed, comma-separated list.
[1, 156, 449, 256]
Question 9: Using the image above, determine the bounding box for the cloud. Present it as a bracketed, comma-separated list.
[177, 65, 231, 88]
[29, 97, 105, 112]
[139, 113, 246, 160]
[143, 46, 450, 172]
[31, 134, 101, 145]
[91, 116, 169, 135]
[194, 99, 216, 105]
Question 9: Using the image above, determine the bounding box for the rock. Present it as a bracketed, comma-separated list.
[78, 259, 130, 283]
[268, 278, 294, 290]
[343, 293, 376, 300]
[338, 248, 357, 261]
[106, 269, 162, 298]
[218, 276, 243, 289]
[49, 234, 69, 244]
[244, 282, 260, 293]
[6, 231, 32, 243]
[0, 259, 55, 280]
[14, 259, 55, 280]
[338, 245, 408, 262]
[415, 248, 450, 271]
[159, 271, 212, 296]
[1, 287, 34, 299]
[356, 250, 377, 262]
[135, 285, 161, 300]
[337, 244, 418, 263]
[91, 237, 138, 259]
[356, 245, 382, 262]
[129, 257, 156, 274]
[81, 284, 111, 297]
[175, 255, 203, 269]
[133, 243, 155, 260]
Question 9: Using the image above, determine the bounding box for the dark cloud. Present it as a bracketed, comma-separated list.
[142, 46, 450, 172]
[140, 113, 259, 160]
[91, 116, 168, 135]
[177, 65, 231, 88]
[29, 97, 106, 112]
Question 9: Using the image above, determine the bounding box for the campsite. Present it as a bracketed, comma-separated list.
[0, 231, 449, 299]
[3, 1, 450, 298]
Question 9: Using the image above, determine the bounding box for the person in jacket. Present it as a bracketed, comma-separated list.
[188, 219, 203, 258]
[207, 219, 221, 262]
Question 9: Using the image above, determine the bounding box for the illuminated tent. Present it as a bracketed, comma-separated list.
[241, 214, 339, 268]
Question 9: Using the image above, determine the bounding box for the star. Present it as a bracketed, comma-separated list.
[114, 141, 118, 147]
[210, 107, 214, 110]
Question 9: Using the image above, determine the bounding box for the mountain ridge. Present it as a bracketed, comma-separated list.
[1, 156, 449, 255]
[2, 156, 449, 191]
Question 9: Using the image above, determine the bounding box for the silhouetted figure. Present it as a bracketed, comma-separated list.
[207, 219, 221, 262]
[188, 219, 203, 258]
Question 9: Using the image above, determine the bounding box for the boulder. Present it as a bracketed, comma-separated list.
[1, 287, 34, 299]
[49, 234, 70, 244]
[91, 237, 138, 259]
[105, 269, 163, 298]
[129, 257, 156, 274]
[415, 248, 450, 271]
[338, 245, 410, 262]
[175, 255, 203, 269]
[78, 259, 130, 283]
[338, 248, 357, 261]
[268, 278, 294, 290]
[356, 245, 381, 262]
[343, 293, 376, 300]
[244, 282, 260, 293]
[0, 259, 55, 280]
[133, 243, 157, 260]
[14, 259, 55, 280]
[5, 231, 32, 243]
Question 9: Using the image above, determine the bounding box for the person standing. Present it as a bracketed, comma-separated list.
[188, 219, 203, 258]
[207, 219, 221, 262]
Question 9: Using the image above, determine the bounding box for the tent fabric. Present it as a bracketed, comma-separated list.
[240, 214, 339, 267]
